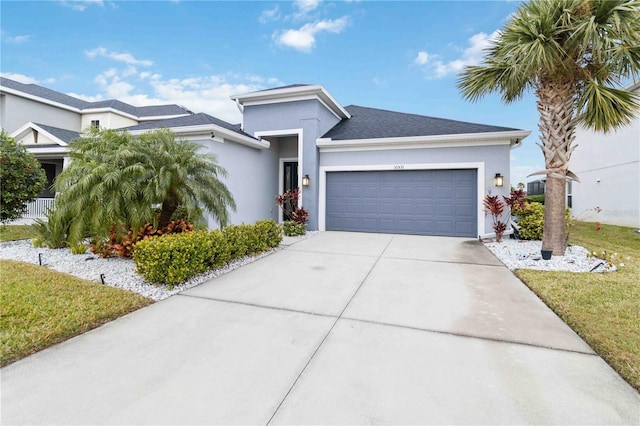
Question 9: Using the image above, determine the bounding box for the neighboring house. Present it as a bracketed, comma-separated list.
[569, 81, 640, 228]
[527, 179, 546, 197]
[1, 77, 530, 238]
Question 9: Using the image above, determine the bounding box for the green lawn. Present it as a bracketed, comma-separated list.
[0, 260, 153, 366]
[0, 225, 37, 242]
[516, 221, 640, 391]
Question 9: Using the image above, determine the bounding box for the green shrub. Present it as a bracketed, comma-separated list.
[0, 131, 46, 224]
[134, 230, 213, 284]
[283, 220, 306, 236]
[32, 208, 73, 248]
[515, 202, 545, 240]
[514, 202, 571, 241]
[134, 219, 282, 285]
[254, 219, 283, 249]
[526, 194, 545, 205]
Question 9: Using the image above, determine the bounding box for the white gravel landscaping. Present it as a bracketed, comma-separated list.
[0, 232, 317, 301]
[483, 238, 617, 273]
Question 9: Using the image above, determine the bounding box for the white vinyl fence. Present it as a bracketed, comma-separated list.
[24, 198, 55, 218]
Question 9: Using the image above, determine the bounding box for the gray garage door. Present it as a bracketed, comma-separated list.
[326, 169, 477, 237]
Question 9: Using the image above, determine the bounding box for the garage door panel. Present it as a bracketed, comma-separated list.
[326, 169, 477, 237]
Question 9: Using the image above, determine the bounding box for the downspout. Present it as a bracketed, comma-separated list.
[234, 98, 244, 130]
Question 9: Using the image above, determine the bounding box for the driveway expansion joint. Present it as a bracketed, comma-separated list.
[382, 256, 506, 268]
[177, 293, 337, 319]
[340, 316, 597, 356]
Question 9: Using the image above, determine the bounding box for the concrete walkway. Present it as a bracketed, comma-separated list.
[2, 232, 638, 425]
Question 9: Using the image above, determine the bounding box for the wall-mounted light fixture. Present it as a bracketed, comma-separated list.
[494, 173, 504, 187]
[302, 174, 310, 186]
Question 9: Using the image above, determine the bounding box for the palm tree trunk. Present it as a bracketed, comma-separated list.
[536, 79, 577, 255]
[542, 176, 566, 254]
[158, 198, 178, 229]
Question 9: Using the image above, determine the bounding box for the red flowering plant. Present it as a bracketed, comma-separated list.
[275, 188, 308, 236]
[483, 188, 527, 243]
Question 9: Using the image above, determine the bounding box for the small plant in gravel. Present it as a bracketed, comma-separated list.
[276, 188, 308, 236]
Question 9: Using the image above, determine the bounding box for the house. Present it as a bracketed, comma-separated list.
[1, 77, 530, 238]
[569, 81, 640, 228]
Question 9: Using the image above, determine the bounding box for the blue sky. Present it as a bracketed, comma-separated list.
[1, 0, 544, 185]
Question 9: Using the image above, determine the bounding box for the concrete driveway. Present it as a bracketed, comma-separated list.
[2, 232, 638, 425]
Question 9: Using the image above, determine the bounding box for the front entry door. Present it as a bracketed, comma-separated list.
[283, 161, 299, 218]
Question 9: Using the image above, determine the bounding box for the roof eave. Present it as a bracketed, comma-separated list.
[10, 122, 71, 146]
[127, 124, 270, 149]
[317, 130, 531, 151]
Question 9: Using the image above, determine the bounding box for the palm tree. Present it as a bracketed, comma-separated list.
[458, 0, 640, 254]
[54, 128, 235, 243]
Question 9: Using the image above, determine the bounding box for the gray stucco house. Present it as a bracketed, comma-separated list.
[1, 77, 530, 238]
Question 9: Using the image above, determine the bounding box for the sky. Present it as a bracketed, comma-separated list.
[1, 0, 545, 185]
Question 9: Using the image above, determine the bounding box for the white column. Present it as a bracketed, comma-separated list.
[62, 156, 71, 169]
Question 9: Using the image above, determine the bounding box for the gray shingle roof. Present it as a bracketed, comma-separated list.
[254, 84, 311, 92]
[322, 105, 521, 140]
[34, 123, 80, 143]
[1, 77, 190, 118]
[1, 77, 89, 109]
[123, 113, 256, 139]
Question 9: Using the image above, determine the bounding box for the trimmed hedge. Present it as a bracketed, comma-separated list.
[134, 220, 282, 284]
[514, 202, 545, 240]
[513, 202, 571, 241]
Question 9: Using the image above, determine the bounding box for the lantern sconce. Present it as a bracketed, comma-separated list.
[302, 174, 310, 187]
[494, 173, 504, 187]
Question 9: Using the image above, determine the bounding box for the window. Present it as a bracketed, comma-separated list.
[90, 120, 100, 129]
[567, 181, 573, 208]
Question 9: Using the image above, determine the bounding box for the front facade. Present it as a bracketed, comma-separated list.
[1, 77, 530, 237]
[569, 81, 640, 228]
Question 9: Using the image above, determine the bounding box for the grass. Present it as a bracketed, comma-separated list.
[515, 221, 640, 391]
[0, 259, 153, 366]
[0, 225, 37, 242]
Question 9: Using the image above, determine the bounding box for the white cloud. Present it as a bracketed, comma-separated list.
[293, 0, 321, 19]
[414, 51, 429, 65]
[276, 17, 348, 52]
[0, 72, 39, 84]
[66, 92, 104, 102]
[85, 47, 153, 66]
[57, 0, 104, 11]
[0, 72, 57, 85]
[416, 30, 500, 78]
[259, 5, 280, 23]
[1, 31, 32, 44]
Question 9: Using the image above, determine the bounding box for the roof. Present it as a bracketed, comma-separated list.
[230, 84, 351, 120]
[123, 112, 255, 138]
[33, 123, 80, 144]
[254, 84, 312, 92]
[322, 105, 521, 140]
[0, 77, 191, 118]
[1, 77, 89, 109]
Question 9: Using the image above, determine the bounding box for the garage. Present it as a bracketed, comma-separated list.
[325, 169, 477, 237]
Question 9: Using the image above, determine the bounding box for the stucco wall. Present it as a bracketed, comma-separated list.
[570, 94, 640, 227]
[81, 112, 138, 130]
[243, 99, 341, 230]
[319, 143, 513, 236]
[1, 93, 81, 133]
[195, 137, 279, 228]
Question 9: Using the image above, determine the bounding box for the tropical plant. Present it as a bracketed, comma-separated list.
[483, 189, 527, 242]
[0, 130, 46, 223]
[458, 0, 640, 254]
[53, 128, 235, 244]
[275, 187, 309, 236]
